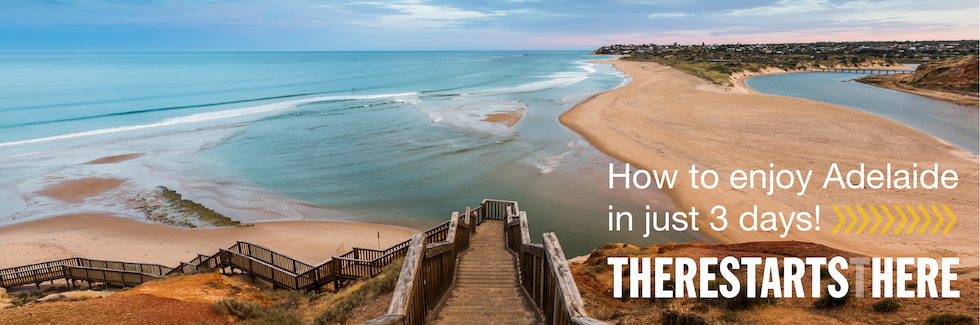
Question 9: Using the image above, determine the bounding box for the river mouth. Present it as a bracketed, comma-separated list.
[746, 71, 979, 154]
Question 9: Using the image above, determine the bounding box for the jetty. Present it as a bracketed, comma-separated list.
[820, 68, 912, 74]
[0, 199, 604, 325]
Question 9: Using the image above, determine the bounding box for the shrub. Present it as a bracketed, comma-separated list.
[813, 288, 851, 309]
[315, 258, 403, 325]
[214, 298, 262, 320]
[689, 303, 709, 313]
[925, 314, 976, 325]
[214, 294, 305, 325]
[723, 283, 774, 311]
[660, 310, 707, 325]
[717, 311, 738, 323]
[10, 291, 44, 307]
[819, 266, 832, 280]
[580, 263, 610, 280]
[872, 299, 901, 312]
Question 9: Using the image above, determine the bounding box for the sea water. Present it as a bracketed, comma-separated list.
[0, 51, 680, 255]
[746, 71, 979, 153]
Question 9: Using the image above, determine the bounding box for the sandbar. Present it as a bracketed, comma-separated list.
[482, 110, 524, 128]
[37, 178, 127, 203]
[83, 153, 145, 165]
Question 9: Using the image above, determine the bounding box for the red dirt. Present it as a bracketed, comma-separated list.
[0, 293, 231, 325]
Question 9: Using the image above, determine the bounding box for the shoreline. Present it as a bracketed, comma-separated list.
[856, 73, 980, 107]
[0, 213, 418, 269]
[561, 59, 979, 275]
[728, 64, 914, 94]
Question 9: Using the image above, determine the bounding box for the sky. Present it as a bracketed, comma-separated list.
[1, 0, 977, 51]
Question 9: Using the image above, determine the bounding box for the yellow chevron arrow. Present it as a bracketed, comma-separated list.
[916, 205, 932, 234]
[942, 205, 957, 234]
[905, 205, 920, 234]
[855, 206, 871, 234]
[843, 205, 859, 234]
[831, 205, 846, 234]
[867, 205, 883, 234]
[929, 205, 945, 234]
[878, 205, 895, 234]
[893, 205, 908, 234]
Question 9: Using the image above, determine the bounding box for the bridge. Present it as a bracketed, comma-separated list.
[821, 68, 913, 74]
[0, 199, 605, 325]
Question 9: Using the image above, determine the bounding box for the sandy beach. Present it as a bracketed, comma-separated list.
[0, 213, 416, 269]
[561, 59, 979, 274]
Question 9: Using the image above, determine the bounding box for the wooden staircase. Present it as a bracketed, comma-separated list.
[431, 220, 542, 325]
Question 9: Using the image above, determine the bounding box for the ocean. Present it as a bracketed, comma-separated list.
[5, 53, 972, 256]
[746, 71, 979, 153]
[0, 51, 679, 255]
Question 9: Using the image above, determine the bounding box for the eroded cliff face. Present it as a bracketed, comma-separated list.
[907, 55, 979, 93]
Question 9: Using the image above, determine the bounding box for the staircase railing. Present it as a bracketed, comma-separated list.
[365, 208, 475, 325]
[505, 209, 606, 325]
[365, 199, 606, 325]
[0, 257, 172, 289]
[2, 199, 606, 325]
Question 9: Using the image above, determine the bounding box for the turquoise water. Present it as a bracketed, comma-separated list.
[746, 72, 979, 153]
[0, 51, 680, 255]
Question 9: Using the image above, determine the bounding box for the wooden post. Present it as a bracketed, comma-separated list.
[387, 233, 424, 317]
[543, 233, 590, 318]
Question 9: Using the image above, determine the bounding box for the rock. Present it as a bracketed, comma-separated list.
[39, 293, 67, 302]
[39, 290, 114, 302]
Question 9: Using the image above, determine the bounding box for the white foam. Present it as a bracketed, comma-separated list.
[478, 75, 587, 95]
[529, 151, 570, 174]
[0, 92, 418, 149]
[580, 63, 598, 74]
[422, 100, 525, 135]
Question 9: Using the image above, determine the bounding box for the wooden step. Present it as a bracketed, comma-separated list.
[430, 220, 542, 325]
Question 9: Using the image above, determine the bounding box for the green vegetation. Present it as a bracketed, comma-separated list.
[214, 298, 263, 320]
[871, 299, 901, 312]
[131, 186, 244, 228]
[213, 289, 313, 325]
[315, 258, 404, 325]
[634, 57, 768, 85]
[9, 291, 44, 307]
[624, 47, 894, 86]
[926, 313, 976, 325]
[580, 263, 610, 280]
[660, 310, 707, 325]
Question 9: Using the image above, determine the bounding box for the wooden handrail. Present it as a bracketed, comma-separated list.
[367, 209, 473, 325]
[366, 199, 603, 325]
[503, 203, 607, 325]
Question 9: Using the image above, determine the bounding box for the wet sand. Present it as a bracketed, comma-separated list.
[83, 153, 145, 165]
[482, 110, 525, 128]
[37, 178, 127, 203]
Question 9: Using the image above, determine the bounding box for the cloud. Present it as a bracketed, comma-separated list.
[648, 12, 688, 18]
[723, 0, 832, 16]
[348, 0, 511, 28]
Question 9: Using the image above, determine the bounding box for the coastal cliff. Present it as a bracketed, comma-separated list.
[858, 55, 979, 107]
